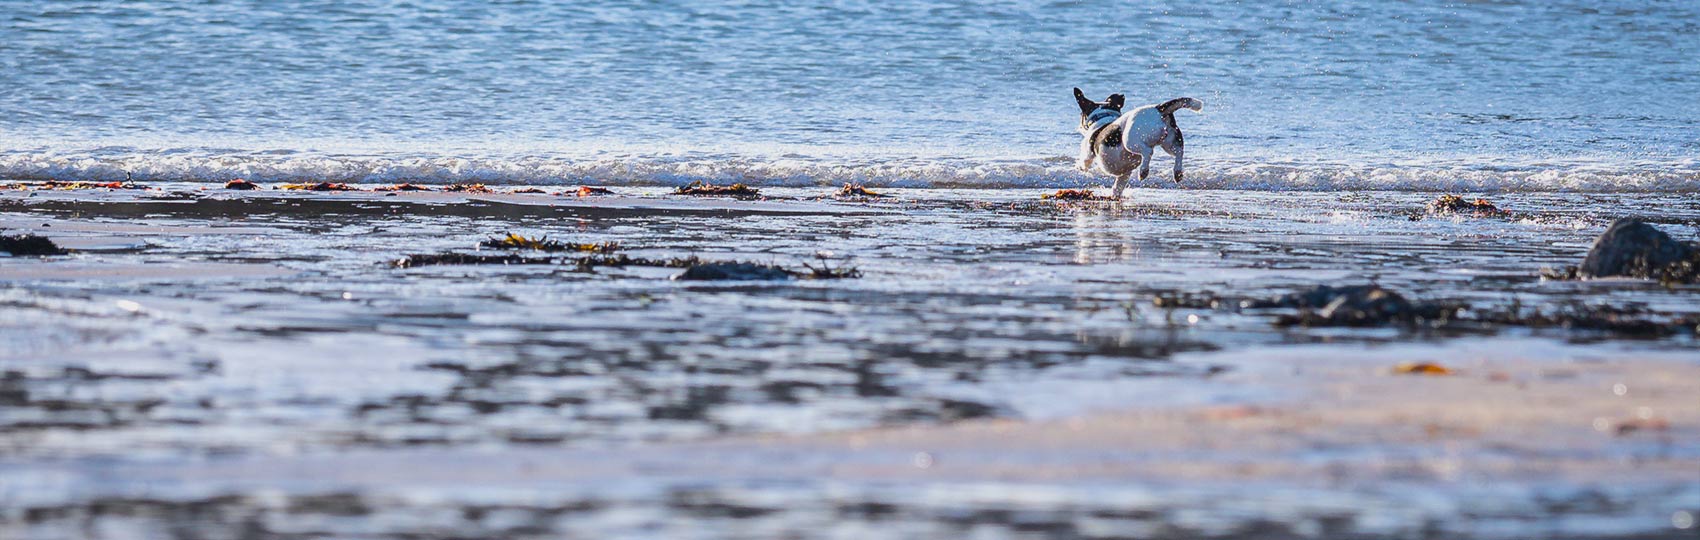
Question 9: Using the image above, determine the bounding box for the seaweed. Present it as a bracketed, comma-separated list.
[510, 187, 547, 194]
[834, 184, 887, 199]
[799, 254, 862, 279]
[1042, 189, 1112, 201]
[1428, 194, 1510, 216]
[280, 182, 357, 191]
[676, 181, 760, 198]
[392, 252, 555, 268]
[37, 181, 146, 190]
[0, 234, 68, 256]
[573, 254, 704, 270]
[223, 179, 260, 190]
[479, 232, 619, 253]
[1465, 302, 1697, 337]
[576, 186, 615, 197]
[1252, 285, 1462, 327]
[374, 183, 432, 192]
[1392, 362, 1454, 375]
[444, 183, 493, 193]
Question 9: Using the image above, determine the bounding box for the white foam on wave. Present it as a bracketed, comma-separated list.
[2, 147, 1696, 193]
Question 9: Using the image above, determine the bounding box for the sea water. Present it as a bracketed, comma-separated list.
[2, 0, 1697, 190]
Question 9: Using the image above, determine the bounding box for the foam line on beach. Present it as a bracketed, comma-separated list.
[3, 150, 1698, 193]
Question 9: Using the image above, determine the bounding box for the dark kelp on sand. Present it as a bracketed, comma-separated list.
[1228, 283, 1697, 336]
[479, 232, 619, 253]
[0, 234, 69, 256]
[444, 183, 494, 193]
[374, 183, 432, 192]
[280, 182, 357, 191]
[1042, 189, 1114, 201]
[834, 184, 888, 199]
[223, 179, 260, 190]
[392, 253, 555, 268]
[576, 186, 615, 197]
[677, 181, 760, 198]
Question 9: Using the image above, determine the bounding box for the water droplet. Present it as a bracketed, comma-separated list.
[912, 451, 935, 469]
[1612, 383, 1628, 396]
[1673, 510, 1695, 530]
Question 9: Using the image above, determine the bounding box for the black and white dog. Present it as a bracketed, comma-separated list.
[1073, 88, 1201, 198]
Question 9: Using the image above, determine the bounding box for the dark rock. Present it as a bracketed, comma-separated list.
[1576, 218, 1700, 284]
[0, 234, 67, 256]
[674, 262, 795, 281]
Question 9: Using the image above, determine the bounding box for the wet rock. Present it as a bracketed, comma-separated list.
[1575, 218, 1700, 284]
[223, 179, 259, 190]
[1427, 194, 1509, 217]
[674, 262, 795, 281]
[0, 234, 68, 256]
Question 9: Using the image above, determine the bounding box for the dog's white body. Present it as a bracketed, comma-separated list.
[1073, 88, 1201, 199]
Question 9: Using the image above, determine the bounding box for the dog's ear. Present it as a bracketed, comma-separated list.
[1073, 88, 1094, 112]
[1107, 94, 1125, 109]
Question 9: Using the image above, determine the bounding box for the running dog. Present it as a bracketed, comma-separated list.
[1073, 88, 1201, 199]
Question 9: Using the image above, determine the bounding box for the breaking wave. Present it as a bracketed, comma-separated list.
[3, 148, 1697, 193]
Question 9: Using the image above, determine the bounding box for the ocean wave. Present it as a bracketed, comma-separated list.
[2, 148, 1697, 193]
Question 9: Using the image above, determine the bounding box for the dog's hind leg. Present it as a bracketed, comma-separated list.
[1133, 143, 1154, 182]
[1161, 128, 1184, 183]
[1111, 174, 1129, 199]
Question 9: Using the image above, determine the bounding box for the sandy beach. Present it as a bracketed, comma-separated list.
[3, 185, 1696, 538]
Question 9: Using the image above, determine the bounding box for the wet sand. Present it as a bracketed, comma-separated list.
[2, 185, 1697, 539]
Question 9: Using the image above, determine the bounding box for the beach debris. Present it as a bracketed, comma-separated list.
[1564, 218, 1700, 285]
[223, 179, 259, 190]
[509, 187, 547, 194]
[392, 252, 555, 268]
[280, 182, 357, 191]
[1427, 194, 1510, 216]
[374, 183, 432, 192]
[479, 232, 619, 253]
[1392, 362, 1454, 375]
[676, 181, 760, 198]
[800, 254, 863, 279]
[835, 184, 887, 199]
[1249, 284, 1461, 327]
[0, 234, 68, 256]
[1609, 417, 1670, 436]
[674, 262, 796, 281]
[576, 186, 615, 197]
[1042, 189, 1113, 201]
[444, 183, 493, 193]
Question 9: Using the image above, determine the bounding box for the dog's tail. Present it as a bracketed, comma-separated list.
[1157, 97, 1202, 116]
